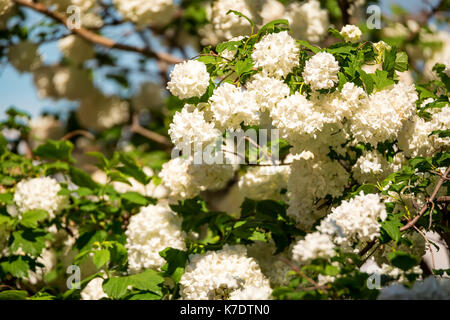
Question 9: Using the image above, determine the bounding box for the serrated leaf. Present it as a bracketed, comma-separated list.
[235, 58, 253, 76]
[121, 192, 149, 205]
[33, 140, 74, 162]
[0, 290, 28, 300]
[11, 230, 48, 257]
[388, 251, 420, 271]
[20, 210, 48, 229]
[395, 52, 408, 72]
[93, 249, 110, 269]
[69, 166, 99, 190]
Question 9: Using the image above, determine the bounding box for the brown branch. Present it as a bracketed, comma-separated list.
[400, 166, 450, 231]
[278, 256, 328, 294]
[61, 129, 95, 141]
[13, 0, 184, 65]
[130, 114, 172, 147]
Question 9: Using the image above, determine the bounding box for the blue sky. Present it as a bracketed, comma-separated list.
[0, 0, 440, 120]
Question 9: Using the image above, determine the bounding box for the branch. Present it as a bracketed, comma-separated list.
[278, 256, 328, 294]
[130, 114, 172, 147]
[400, 166, 450, 231]
[13, 0, 184, 65]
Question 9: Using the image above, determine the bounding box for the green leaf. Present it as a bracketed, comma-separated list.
[0, 256, 30, 278]
[117, 153, 150, 185]
[226, 10, 255, 30]
[381, 217, 402, 243]
[93, 249, 110, 269]
[129, 269, 164, 295]
[388, 251, 420, 271]
[357, 68, 374, 94]
[258, 19, 290, 39]
[395, 52, 408, 72]
[102, 277, 131, 299]
[235, 58, 254, 76]
[297, 40, 320, 53]
[371, 69, 394, 90]
[20, 210, 48, 228]
[69, 166, 99, 190]
[0, 192, 13, 205]
[160, 247, 188, 283]
[33, 140, 74, 162]
[382, 47, 397, 76]
[121, 192, 150, 206]
[11, 230, 48, 257]
[0, 290, 28, 300]
[328, 27, 344, 40]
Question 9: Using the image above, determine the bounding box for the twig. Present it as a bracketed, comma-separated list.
[13, 0, 184, 65]
[413, 225, 435, 270]
[400, 166, 450, 231]
[278, 256, 328, 294]
[61, 130, 95, 141]
[130, 114, 172, 147]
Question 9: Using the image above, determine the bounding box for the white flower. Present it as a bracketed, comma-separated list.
[209, 83, 259, 130]
[28, 116, 64, 148]
[188, 162, 235, 192]
[292, 232, 336, 263]
[58, 35, 95, 64]
[13, 177, 68, 218]
[238, 165, 290, 201]
[52, 66, 96, 101]
[260, 0, 285, 25]
[398, 105, 450, 157]
[8, 41, 42, 73]
[81, 278, 108, 300]
[32, 66, 59, 99]
[167, 60, 210, 99]
[77, 91, 129, 131]
[179, 245, 272, 300]
[352, 150, 391, 184]
[169, 105, 220, 151]
[318, 192, 387, 247]
[113, 0, 176, 27]
[246, 74, 290, 112]
[340, 24, 362, 42]
[350, 82, 418, 146]
[287, 153, 349, 230]
[303, 52, 340, 90]
[125, 203, 186, 273]
[286, 0, 329, 43]
[132, 82, 165, 111]
[211, 0, 254, 40]
[252, 31, 300, 79]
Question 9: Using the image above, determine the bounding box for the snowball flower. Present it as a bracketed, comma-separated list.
[8, 41, 42, 73]
[132, 82, 164, 111]
[29, 115, 64, 148]
[340, 24, 362, 42]
[125, 203, 186, 273]
[169, 105, 220, 151]
[246, 74, 290, 112]
[158, 157, 200, 200]
[292, 232, 336, 263]
[209, 83, 259, 130]
[179, 245, 272, 300]
[303, 52, 340, 90]
[81, 278, 108, 300]
[252, 31, 300, 78]
[286, 0, 329, 43]
[167, 60, 210, 99]
[58, 35, 95, 64]
[13, 177, 68, 218]
[318, 192, 387, 246]
[211, 0, 254, 40]
[113, 0, 176, 27]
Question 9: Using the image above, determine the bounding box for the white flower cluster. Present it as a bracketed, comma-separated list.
[81, 278, 108, 300]
[246, 241, 292, 287]
[28, 115, 64, 148]
[210, 0, 255, 41]
[318, 192, 387, 247]
[378, 276, 450, 300]
[252, 31, 300, 79]
[292, 232, 336, 263]
[340, 24, 362, 42]
[167, 60, 210, 99]
[169, 105, 220, 151]
[58, 35, 95, 64]
[286, 0, 329, 43]
[8, 41, 42, 73]
[159, 157, 234, 200]
[302, 52, 340, 90]
[179, 245, 272, 300]
[209, 83, 259, 130]
[352, 150, 405, 184]
[112, 0, 176, 27]
[398, 103, 450, 157]
[287, 152, 349, 230]
[125, 203, 186, 273]
[238, 165, 290, 202]
[246, 74, 290, 112]
[13, 177, 68, 219]
[77, 91, 129, 131]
